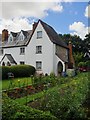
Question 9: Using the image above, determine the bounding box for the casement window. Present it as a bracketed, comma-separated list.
[20, 47, 25, 55]
[36, 46, 42, 54]
[37, 31, 42, 38]
[20, 61, 25, 65]
[36, 61, 42, 70]
[0, 49, 3, 55]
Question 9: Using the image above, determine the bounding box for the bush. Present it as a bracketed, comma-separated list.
[40, 73, 89, 120]
[2, 93, 58, 120]
[66, 69, 75, 77]
[1, 66, 10, 80]
[1, 65, 36, 80]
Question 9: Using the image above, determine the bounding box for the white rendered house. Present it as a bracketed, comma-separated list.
[0, 20, 69, 75]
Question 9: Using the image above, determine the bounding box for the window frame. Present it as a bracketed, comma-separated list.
[36, 46, 42, 54]
[36, 61, 42, 70]
[20, 47, 25, 55]
[37, 31, 42, 39]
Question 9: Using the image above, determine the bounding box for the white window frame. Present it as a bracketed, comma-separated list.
[36, 46, 42, 54]
[20, 47, 25, 55]
[36, 61, 42, 70]
[37, 31, 42, 39]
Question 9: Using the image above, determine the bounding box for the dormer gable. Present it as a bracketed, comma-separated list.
[18, 30, 27, 41]
[8, 32, 17, 42]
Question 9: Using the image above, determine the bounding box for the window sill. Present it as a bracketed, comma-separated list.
[20, 54, 25, 55]
[37, 37, 42, 39]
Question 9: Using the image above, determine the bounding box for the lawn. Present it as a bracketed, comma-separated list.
[2, 77, 32, 90]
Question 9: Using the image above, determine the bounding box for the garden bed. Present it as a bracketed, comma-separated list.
[6, 84, 45, 99]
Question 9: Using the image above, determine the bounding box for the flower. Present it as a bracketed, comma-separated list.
[18, 80, 20, 82]
[16, 88, 20, 91]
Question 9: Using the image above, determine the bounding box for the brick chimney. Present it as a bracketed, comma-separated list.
[33, 22, 37, 31]
[68, 41, 75, 67]
[2, 29, 8, 42]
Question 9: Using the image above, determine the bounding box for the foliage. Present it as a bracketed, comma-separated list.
[1, 65, 35, 80]
[40, 73, 89, 120]
[59, 33, 90, 66]
[1, 66, 10, 80]
[2, 93, 58, 120]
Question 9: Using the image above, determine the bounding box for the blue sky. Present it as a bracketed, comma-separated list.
[42, 2, 88, 34]
[0, 1, 90, 39]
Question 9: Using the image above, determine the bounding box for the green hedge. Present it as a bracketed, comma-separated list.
[1, 65, 36, 80]
[2, 93, 58, 120]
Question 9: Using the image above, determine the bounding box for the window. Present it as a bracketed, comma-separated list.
[20, 35, 24, 41]
[10, 37, 12, 41]
[36, 46, 42, 54]
[37, 31, 42, 38]
[0, 49, 3, 55]
[20, 61, 25, 65]
[20, 48, 25, 55]
[36, 61, 42, 70]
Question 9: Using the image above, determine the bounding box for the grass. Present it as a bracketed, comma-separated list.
[14, 72, 89, 106]
[2, 77, 32, 90]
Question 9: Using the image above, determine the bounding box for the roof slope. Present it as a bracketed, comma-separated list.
[0, 19, 68, 49]
[0, 54, 17, 64]
[40, 20, 68, 48]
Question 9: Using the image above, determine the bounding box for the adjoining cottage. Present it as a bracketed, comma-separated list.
[0, 19, 74, 76]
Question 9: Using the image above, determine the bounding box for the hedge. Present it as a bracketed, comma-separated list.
[2, 93, 58, 120]
[1, 65, 36, 80]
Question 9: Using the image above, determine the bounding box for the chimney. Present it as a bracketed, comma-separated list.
[2, 29, 8, 42]
[33, 22, 37, 31]
[68, 41, 75, 67]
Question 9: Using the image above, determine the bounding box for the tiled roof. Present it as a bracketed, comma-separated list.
[40, 20, 68, 49]
[11, 32, 18, 37]
[0, 20, 68, 49]
[0, 30, 32, 48]
[0, 54, 17, 64]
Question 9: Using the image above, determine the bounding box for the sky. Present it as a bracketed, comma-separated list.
[0, 0, 90, 40]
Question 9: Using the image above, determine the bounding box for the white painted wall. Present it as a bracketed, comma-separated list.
[0, 21, 67, 75]
[4, 47, 26, 65]
[26, 21, 54, 75]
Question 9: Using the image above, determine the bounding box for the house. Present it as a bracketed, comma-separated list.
[0, 19, 73, 76]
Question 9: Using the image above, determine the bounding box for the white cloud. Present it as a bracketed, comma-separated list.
[0, 2, 65, 33]
[85, 5, 90, 18]
[1, 2, 64, 19]
[69, 22, 88, 39]
[0, 18, 32, 33]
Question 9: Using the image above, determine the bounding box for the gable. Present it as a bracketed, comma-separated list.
[0, 54, 17, 65]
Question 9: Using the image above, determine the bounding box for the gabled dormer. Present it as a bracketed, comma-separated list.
[8, 32, 17, 42]
[18, 30, 28, 41]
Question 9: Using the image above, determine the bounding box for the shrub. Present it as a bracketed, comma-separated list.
[1, 65, 35, 80]
[1, 66, 10, 80]
[40, 73, 89, 120]
[2, 93, 58, 120]
[66, 69, 75, 77]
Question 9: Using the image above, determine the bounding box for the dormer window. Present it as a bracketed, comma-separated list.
[20, 35, 24, 41]
[10, 37, 12, 42]
[37, 31, 42, 39]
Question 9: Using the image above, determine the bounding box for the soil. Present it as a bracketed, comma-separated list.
[6, 84, 45, 99]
